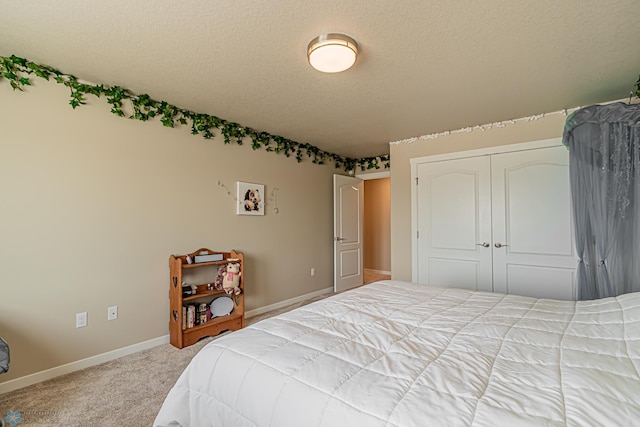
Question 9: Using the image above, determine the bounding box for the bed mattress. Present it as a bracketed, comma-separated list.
[154, 280, 640, 426]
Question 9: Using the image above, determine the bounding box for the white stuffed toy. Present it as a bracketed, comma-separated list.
[222, 262, 242, 295]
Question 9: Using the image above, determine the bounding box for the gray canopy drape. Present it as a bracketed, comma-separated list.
[563, 102, 640, 300]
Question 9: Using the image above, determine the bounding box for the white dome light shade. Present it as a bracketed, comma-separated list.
[307, 34, 358, 73]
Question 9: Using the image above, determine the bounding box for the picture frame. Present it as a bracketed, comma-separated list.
[236, 181, 265, 215]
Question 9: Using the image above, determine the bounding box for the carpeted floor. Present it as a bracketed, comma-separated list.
[0, 293, 330, 427]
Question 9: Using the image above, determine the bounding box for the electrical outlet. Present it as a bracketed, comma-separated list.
[310, 267, 315, 277]
[76, 312, 87, 328]
[108, 306, 118, 321]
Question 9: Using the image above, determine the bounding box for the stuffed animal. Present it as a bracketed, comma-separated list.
[221, 262, 242, 295]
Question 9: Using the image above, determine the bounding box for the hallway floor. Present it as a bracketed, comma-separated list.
[364, 269, 391, 284]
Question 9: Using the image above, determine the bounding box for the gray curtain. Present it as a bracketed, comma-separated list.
[563, 102, 640, 300]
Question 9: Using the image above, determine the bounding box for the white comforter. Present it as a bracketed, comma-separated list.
[154, 280, 640, 426]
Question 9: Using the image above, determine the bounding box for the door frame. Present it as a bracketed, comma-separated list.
[356, 170, 390, 180]
[357, 170, 391, 280]
[409, 138, 563, 282]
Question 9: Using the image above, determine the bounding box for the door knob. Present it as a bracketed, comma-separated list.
[494, 243, 508, 248]
[476, 242, 490, 248]
[335, 237, 346, 242]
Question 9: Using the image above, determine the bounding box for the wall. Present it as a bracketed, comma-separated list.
[390, 113, 570, 281]
[363, 178, 390, 272]
[0, 80, 338, 384]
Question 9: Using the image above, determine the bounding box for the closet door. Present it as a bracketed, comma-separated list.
[491, 146, 576, 300]
[415, 156, 493, 292]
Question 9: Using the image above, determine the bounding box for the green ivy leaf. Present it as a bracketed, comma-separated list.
[161, 117, 175, 127]
[10, 55, 27, 66]
[0, 54, 391, 172]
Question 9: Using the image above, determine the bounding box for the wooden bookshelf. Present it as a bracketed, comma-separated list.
[168, 248, 244, 349]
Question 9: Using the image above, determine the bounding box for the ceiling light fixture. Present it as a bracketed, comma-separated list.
[307, 33, 358, 73]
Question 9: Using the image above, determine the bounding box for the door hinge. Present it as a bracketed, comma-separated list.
[417, 230, 419, 239]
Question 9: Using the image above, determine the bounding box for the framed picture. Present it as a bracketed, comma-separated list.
[237, 181, 265, 215]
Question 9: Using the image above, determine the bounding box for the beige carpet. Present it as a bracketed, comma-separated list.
[0, 293, 329, 427]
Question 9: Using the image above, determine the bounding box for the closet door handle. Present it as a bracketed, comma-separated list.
[476, 243, 490, 248]
[494, 243, 508, 248]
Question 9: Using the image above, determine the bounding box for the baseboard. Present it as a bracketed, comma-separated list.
[0, 335, 169, 395]
[0, 288, 334, 395]
[365, 268, 391, 276]
[245, 286, 334, 319]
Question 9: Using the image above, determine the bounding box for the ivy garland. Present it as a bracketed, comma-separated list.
[0, 54, 390, 172]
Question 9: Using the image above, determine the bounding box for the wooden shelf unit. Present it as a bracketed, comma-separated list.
[169, 248, 244, 349]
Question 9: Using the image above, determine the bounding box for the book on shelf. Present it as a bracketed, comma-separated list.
[186, 304, 196, 328]
[183, 302, 212, 329]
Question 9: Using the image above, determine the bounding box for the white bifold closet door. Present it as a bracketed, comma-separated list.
[415, 145, 577, 300]
[415, 155, 494, 293]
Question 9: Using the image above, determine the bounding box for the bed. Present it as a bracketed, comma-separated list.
[154, 280, 640, 426]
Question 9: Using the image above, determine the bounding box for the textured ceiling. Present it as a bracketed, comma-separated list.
[1, 1, 639, 158]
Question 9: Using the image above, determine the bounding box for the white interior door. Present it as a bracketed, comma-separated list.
[415, 156, 493, 292]
[491, 146, 577, 300]
[333, 174, 364, 292]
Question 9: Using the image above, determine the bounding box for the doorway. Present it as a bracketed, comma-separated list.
[333, 171, 391, 292]
[361, 172, 391, 285]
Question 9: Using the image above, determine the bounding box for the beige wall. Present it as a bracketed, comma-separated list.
[363, 178, 390, 272]
[0, 81, 339, 382]
[390, 113, 570, 281]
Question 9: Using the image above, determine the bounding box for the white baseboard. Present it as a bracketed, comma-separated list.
[0, 335, 169, 395]
[245, 286, 334, 319]
[0, 288, 334, 395]
[365, 268, 391, 276]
